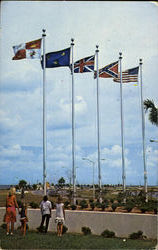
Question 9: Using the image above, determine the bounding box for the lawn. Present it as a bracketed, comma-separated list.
[0, 228, 157, 249]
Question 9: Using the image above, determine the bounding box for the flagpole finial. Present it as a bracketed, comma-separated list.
[119, 52, 122, 59]
[139, 58, 143, 65]
[96, 45, 99, 53]
[42, 29, 46, 37]
[71, 38, 74, 46]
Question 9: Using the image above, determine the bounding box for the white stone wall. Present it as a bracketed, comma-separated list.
[0, 208, 157, 239]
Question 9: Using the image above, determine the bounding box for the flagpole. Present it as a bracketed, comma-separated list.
[119, 52, 126, 202]
[95, 45, 102, 201]
[42, 29, 47, 195]
[139, 58, 148, 202]
[71, 38, 76, 205]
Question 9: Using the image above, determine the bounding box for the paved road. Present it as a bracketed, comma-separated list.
[31, 190, 44, 196]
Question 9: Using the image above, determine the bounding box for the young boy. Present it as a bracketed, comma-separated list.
[39, 195, 52, 233]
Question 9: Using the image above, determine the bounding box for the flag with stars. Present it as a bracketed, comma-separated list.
[12, 39, 42, 60]
[41, 48, 70, 68]
[94, 61, 118, 78]
[74, 55, 95, 73]
[113, 66, 139, 83]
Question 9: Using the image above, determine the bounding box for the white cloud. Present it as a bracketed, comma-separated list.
[102, 145, 129, 157]
[0, 144, 34, 159]
[75, 96, 87, 114]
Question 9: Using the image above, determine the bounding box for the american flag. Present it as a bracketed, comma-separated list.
[74, 55, 94, 73]
[113, 66, 139, 83]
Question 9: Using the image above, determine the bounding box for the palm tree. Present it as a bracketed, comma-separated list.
[144, 99, 158, 126]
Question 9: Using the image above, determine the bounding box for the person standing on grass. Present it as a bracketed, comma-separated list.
[55, 196, 65, 237]
[39, 195, 52, 233]
[4, 188, 19, 235]
[19, 201, 28, 237]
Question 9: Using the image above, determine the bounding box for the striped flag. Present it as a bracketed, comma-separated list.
[113, 66, 139, 83]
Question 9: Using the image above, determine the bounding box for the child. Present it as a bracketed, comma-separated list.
[19, 202, 28, 236]
[55, 196, 65, 236]
[39, 195, 52, 233]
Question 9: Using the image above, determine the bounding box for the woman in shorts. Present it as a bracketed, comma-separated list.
[5, 189, 19, 235]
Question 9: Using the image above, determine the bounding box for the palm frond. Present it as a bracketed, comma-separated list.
[144, 99, 155, 112]
[144, 99, 158, 126]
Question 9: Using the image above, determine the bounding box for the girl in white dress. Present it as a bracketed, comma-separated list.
[55, 196, 65, 236]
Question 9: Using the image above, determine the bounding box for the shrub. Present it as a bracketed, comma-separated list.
[71, 204, 77, 210]
[112, 203, 118, 211]
[89, 199, 94, 203]
[62, 225, 68, 234]
[125, 201, 135, 212]
[101, 203, 108, 211]
[29, 201, 39, 209]
[101, 229, 115, 238]
[118, 192, 124, 198]
[81, 226, 91, 235]
[80, 200, 88, 209]
[95, 201, 102, 208]
[103, 199, 108, 204]
[110, 198, 114, 203]
[146, 201, 157, 213]
[117, 198, 122, 204]
[139, 204, 149, 213]
[129, 230, 144, 239]
[90, 202, 95, 210]
[138, 191, 146, 203]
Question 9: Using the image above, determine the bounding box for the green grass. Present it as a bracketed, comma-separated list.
[0, 228, 157, 249]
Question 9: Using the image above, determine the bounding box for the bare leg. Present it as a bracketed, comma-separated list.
[59, 224, 63, 236]
[21, 223, 24, 235]
[57, 224, 60, 236]
[23, 222, 26, 236]
[11, 222, 14, 234]
[6, 223, 10, 234]
[61, 224, 63, 236]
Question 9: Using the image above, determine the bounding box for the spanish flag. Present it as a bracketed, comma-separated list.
[12, 39, 42, 60]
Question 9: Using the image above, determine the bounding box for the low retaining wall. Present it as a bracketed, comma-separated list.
[0, 208, 157, 239]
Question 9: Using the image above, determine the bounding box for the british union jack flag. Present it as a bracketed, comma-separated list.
[74, 55, 95, 73]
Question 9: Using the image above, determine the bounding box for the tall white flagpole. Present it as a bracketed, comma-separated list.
[139, 58, 148, 202]
[95, 45, 102, 200]
[119, 52, 126, 202]
[42, 29, 47, 195]
[71, 38, 76, 205]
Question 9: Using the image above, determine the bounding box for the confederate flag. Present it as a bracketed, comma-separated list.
[94, 61, 118, 79]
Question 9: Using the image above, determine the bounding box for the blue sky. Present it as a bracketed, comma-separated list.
[0, 1, 158, 186]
